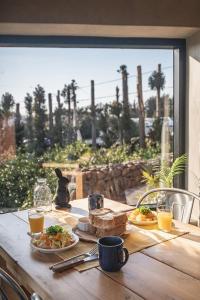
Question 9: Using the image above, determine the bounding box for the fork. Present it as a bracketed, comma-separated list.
[49, 244, 98, 270]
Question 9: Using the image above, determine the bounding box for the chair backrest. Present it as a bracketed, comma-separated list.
[136, 188, 200, 225]
[0, 267, 28, 300]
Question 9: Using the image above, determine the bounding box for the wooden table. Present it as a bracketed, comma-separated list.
[1, 198, 200, 300]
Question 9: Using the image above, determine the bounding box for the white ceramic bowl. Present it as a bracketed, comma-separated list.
[77, 217, 96, 234]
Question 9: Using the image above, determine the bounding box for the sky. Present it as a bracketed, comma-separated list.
[0, 48, 173, 114]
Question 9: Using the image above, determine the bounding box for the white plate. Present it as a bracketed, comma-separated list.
[31, 232, 79, 253]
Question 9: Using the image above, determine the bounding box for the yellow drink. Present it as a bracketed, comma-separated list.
[157, 211, 172, 232]
[29, 212, 44, 234]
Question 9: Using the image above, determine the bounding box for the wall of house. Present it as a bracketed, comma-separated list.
[1, 0, 200, 27]
[186, 30, 200, 194]
[186, 30, 200, 220]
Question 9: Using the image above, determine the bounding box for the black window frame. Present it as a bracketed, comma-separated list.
[0, 35, 186, 187]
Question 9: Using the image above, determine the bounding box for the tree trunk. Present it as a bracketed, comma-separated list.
[71, 83, 77, 130]
[156, 64, 161, 118]
[122, 72, 129, 107]
[91, 80, 96, 150]
[67, 87, 71, 125]
[56, 90, 63, 147]
[116, 86, 123, 145]
[156, 88, 160, 118]
[120, 67, 130, 143]
[137, 65, 146, 148]
[48, 93, 53, 144]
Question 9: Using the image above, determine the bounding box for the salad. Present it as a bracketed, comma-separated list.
[32, 225, 75, 249]
[128, 206, 157, 223]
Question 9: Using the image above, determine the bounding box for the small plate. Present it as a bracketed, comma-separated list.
[31, 232, 79, 253]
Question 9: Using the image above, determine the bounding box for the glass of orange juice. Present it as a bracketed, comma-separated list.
[28, 210, 44, 235]
[157, 205, 173, 232]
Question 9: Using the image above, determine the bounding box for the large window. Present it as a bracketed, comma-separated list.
[0, 37, 185, 210]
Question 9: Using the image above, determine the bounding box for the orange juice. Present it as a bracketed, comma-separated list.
[29, 213, 44, 233]
[157, 211, 172, 232]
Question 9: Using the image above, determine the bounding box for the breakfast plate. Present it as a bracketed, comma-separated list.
[30, 225, 79, 253]
[31, 232, 79, 253]
[128, 206, 157, 226]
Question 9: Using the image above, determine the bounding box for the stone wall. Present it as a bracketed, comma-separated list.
[76, 161, 144, 203]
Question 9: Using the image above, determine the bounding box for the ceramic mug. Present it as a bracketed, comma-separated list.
[98, 236, 129, 272]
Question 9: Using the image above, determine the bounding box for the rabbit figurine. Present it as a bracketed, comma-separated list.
[54, 168, 71, 209]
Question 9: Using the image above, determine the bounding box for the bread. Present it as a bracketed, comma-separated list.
[112, 212, 127, 227]
[89, 208, 112, 225]
[89, 208, 127, 237]
[92, 212, 114, 228]
[96, 223, 126, 237]
[90, 210, 127, 229]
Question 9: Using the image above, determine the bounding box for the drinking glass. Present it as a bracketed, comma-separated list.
[157, 204, 173, 232]
[28, 209, 44, 235]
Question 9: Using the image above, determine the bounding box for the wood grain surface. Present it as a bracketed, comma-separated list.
[142, 233, 200, 279]
[1, 199, 200, 300]
[100, 252, 200, 300]
[0, 213, 141, 300]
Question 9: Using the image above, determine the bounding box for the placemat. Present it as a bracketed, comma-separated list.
[56, 222, 188, 272]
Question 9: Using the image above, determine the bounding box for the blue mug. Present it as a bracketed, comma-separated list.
[98, 236, 129, 272]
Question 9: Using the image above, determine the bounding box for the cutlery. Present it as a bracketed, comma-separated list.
[49, 244, 98, 270]
[51, 254, 99, 273]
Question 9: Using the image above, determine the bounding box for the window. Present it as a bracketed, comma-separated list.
[0, 36, 186, 210]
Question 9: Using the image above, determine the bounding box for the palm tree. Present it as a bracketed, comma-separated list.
[117, 65, 132, 143]
[148, 64, 166, 118]
[117, 65, 129, 107]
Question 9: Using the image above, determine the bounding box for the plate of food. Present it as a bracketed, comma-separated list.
[128, 206, 157, 225]
[31, 225, 79, 253]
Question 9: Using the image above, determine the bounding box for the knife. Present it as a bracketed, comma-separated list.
[51, 254, 99, 273]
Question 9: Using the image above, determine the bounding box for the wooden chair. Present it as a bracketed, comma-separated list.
[136, 187, 200, 226]
[0, 267, 42, 300]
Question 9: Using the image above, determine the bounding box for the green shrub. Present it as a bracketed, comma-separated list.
[132, 141, 161, 160]
[0, 153, 56, 209]
[81, 145, 130, 167]
[81, 142, 161, 167]
[43, 141, 90, 163]
[65, 141, 90, 161]
[43, 141, 161, 167]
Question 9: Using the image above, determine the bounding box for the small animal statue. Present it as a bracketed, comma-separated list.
[54, 168, 71, 209]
